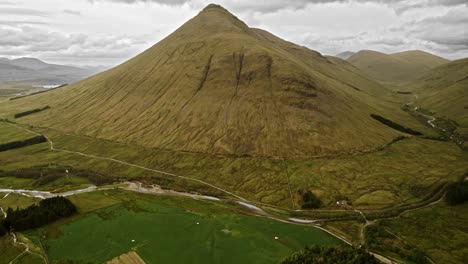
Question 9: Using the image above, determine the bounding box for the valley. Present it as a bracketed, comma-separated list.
[0, 2, 467, 264]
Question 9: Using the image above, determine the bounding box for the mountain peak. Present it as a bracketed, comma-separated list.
[203, 3, 225, 11]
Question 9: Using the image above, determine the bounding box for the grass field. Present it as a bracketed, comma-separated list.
[0, 123, 466, 210]
[0, 121, 466, 263]
[0, 82, 40, 98]
[374, 202, 468, 264]
[17, 190, 341, 263]
[0, 122, 35, 144]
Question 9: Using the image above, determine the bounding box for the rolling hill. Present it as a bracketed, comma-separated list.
[0, 4, 430, 158]
[348, 50, 449, 90]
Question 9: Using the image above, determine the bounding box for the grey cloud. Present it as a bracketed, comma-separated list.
[0, 1, 17, 5]
[404, 8, 468, 51]
[86, 0, 467, 14]
[64, 9, 81, 16]
[0, 7, 48, 17]
[0, 20, 48, 26]
[367, 38, 405, 46]
[0, 24, 151, 66]
[87, 0, 190, 5]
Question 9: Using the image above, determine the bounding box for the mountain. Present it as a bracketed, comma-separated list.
[8, 57, 50, 70]
[0, 4, 429, 158]
[335, 51, 355, 60]
[0, 57, 100, 84]
[348, 50, 449, 89]
[413, 58, 468, 128]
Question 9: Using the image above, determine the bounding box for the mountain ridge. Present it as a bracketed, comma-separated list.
[347, 49, 450, 89]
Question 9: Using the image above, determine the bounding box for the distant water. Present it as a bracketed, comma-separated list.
[32, 84, 61, 89]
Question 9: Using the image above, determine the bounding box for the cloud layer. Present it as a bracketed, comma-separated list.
[0, 0, 467, 67]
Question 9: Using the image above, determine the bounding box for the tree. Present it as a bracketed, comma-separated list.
[301, 191, 321, 209]
[281, 245, 379, 264]
[446, 181, 468, 205]
[0, 220, 6, 236]
[3, 196, 77, 232]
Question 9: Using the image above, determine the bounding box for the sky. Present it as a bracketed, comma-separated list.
[1, 0, 467, 67]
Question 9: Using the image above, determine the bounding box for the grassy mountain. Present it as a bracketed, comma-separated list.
[335, 51, 355, 60]
[414, 58, 468, 128]
[0, 4, 429, 158]
[0, 57, 99, 85]
[348, 50, 449, 90]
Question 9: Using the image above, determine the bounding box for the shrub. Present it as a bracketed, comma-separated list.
[14, 106, 50, 118]
[0, 135, 47, 152]
[446, 181, 468, 205]
[370, 114, 422, 136]
[301, 191, 321, 209]
[281, 245, 379, 264]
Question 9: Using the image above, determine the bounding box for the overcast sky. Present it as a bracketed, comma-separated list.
[1, 0, 467, 67]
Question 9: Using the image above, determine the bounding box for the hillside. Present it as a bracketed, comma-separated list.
[413, 58, 468, 129]
[0, 57, 99, 85]
[348, 50, 449, 90]
[0, 4, 429, 158]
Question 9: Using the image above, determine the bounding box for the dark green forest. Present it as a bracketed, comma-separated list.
[1, 196, 76, 233]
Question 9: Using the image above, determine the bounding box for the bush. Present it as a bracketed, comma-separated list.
[370, 114, 422, 136]
[0, 220, 7, 237]
[281, 245, 379, 264]
[446, 181, 468, 205]
[14, 106, 50, 118]
[301, 191, 321, 209]
[0, 135, 47, 152]
[406, 248, 429, 264]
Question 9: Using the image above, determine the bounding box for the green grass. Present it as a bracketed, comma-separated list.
[23, 190, 341, 264]
[0, 236, 23, 264]
[376, 203, 468, 264]
[1, 124, 466, 209]
[0, 193, 40, 209]
[0, 122, 35, 144]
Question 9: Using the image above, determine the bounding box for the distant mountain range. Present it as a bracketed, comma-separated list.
[0, 57, 105, 85]
[335, 51, 355, 60]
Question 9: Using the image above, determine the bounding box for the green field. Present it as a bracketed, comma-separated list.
[373, 203, 468, 264]
[0, 121, 35, 144]
[0, 118, 467, 263]
[1, 123, 467, 209]
[9, 190, 341, 264]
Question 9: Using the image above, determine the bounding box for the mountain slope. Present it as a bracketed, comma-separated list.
[348, 50, 449, 89]
[413, 58, 468, 128]
[0, 4, 428, 158]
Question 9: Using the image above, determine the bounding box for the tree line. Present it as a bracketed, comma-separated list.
[1, 196, 77, 234]
[370, 114, 422, 136]
[0, 135, 46, 152]
[14, 105, 50, 118]
[281, 245, 379, 264]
